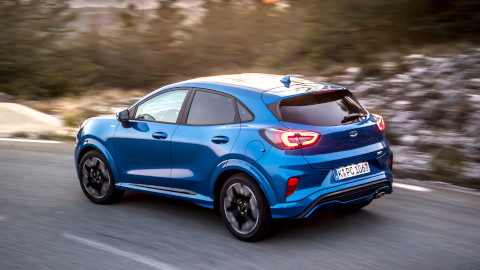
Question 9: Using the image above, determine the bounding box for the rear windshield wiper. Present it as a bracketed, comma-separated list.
[341, 113, 362, 123]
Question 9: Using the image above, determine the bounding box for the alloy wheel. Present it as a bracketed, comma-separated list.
[223, 183, 259, 234]
[81, 157, 111, 199]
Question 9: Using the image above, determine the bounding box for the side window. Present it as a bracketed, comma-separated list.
[237, 101, 254, 122]
[135, 90, 188, 123]
[187, 91, 236, 125]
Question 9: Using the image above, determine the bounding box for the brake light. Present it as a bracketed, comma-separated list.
[372, 114, 385, 131]
[297, 131, 320, 147]
[286, 177, 298, 197]
[279, 131, 299, 147]
[260, 128, 321, 150]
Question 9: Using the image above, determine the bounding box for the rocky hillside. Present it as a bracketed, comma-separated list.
[318, 49, 480, 188]
[2, 49, 479, 189]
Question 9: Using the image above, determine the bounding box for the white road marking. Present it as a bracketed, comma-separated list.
[0, 138, 61, 144]
[393, 182, 432, 192]
[62, 233, 178, 270]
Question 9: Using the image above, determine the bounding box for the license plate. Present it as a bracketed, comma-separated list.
[333, 162, 370, 181]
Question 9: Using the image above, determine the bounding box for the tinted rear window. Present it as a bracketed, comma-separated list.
[187, 91, 236, 125]
[272, 90, 367, 126]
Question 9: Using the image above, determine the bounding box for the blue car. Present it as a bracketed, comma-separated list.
[75, 74, 393, 241]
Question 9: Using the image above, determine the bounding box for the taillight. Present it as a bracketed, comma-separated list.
[260, 128, 321, 150]
[372, 114, 385, 131]
[286, 177, 298, 197]
[388, 155, 393, 170]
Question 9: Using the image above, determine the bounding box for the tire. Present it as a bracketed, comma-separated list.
[336, 199, 372, 214]
[78, 150, 124, 204]
[220, 173, 272, 241]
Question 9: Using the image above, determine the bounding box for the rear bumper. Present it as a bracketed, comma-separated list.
[293, 179, 391, 219]
[270, 173, 392, 219]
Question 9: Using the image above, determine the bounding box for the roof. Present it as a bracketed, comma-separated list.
[184, 73, 345, 94]
[184, 73, 286, 91]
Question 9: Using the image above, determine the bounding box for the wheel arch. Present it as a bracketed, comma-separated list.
[75, 139, 121, 185]
[210, 159, 277, 209]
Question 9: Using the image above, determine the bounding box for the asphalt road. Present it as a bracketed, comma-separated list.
[1, 140, 479, 270]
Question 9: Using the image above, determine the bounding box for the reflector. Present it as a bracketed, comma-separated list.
[286, 177, 298, 197]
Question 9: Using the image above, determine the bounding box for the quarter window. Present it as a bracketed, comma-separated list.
[135, 90, 188, 123]
[237, 101, 254, 122]
[187, 91, 236, 125]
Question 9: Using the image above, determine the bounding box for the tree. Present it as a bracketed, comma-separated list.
[181, 0, 289, 75]
[0, 0, 80, 98]
[94, 1, 185, 89]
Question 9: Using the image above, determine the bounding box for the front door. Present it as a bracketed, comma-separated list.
[114, 89, 190, 189]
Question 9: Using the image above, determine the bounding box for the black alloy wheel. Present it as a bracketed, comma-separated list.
[78, 150, 124, 204]
[220, 173, 271, 241]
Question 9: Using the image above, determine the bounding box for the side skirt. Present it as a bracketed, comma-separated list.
[116, 183, 214, 209]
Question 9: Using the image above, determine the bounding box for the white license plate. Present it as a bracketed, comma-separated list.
[333, 162, 370, 181]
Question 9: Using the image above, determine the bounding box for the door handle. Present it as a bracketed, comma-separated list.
[211, 136, 229, 144]
[152, 132, 168, 139]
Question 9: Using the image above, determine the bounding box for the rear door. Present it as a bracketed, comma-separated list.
[114, 88, 190, 189]
[170, 89, 241, 196]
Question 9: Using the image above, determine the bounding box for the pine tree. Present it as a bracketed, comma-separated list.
[0, 0, 78, 98]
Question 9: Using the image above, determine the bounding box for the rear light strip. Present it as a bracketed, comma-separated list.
[260, 128, 321, 150]
[372, 114, 385, 132]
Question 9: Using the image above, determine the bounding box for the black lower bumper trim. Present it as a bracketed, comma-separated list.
[294, 179, 391, 219]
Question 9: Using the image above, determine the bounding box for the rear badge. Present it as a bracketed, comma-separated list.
[349, 130, 358, 137]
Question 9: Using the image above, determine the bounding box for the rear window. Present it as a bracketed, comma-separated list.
[269, 90, 367, 126]
[186, 91, 236, 125]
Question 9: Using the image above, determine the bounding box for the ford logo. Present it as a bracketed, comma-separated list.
[349, 130, 358, 137]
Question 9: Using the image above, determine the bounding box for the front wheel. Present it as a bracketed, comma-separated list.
[78, 150, 124, 204]
[220, 173, 271, 241]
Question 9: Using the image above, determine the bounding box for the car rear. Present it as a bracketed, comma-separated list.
[259, 88, 393, 218]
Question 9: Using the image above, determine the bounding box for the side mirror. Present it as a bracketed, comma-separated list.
[116, 109, 130, 127]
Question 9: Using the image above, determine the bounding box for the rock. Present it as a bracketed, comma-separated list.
[326, 49, 480, 187]
[393, 100, 411, 108]
[470, 94, 480, 103]
[409, 67, 428, 77]
[388, 74, 411, 85]
[381, 62, 397, 72]
[345, 67, 361, 74]
[417, 100, 442, 120]
[467, 78, 480, 89]
[426, 57, 448, 65]
[353, 82, 383, 94]
[434, 80, 451, 90]
[443, 92, 462, 107]
[338, 80, 355, 86]
[439, 61, 456, 74]
[0, 92, 12, 102]
[405, 54, 425, 60]
[409, 83, 424, 90]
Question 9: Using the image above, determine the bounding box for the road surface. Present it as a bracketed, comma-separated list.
[0, 140, 479, 269]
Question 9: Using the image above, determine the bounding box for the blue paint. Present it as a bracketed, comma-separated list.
[75, 74, 393, 219]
